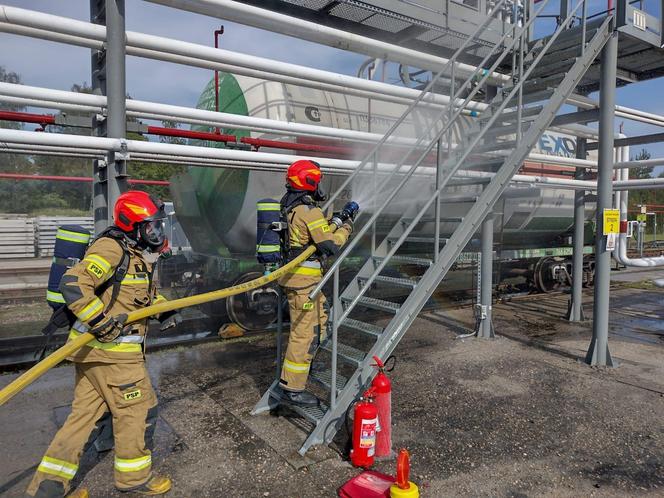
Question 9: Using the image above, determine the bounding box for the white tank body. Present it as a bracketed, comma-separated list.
[170, 73, 596, 256]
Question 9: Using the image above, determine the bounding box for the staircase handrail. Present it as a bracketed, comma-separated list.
[309, 0, 555, 301]
[320, 0, 510, 213]
[347, 1, 608, 316]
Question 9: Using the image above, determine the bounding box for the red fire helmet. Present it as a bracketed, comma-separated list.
[286, 159, 322, 192]
[113, 190, 166, 233]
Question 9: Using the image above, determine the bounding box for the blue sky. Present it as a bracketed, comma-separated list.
[1, 0, 662, 162]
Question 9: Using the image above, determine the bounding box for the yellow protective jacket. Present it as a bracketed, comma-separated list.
[279, 204, 352, 289]
[59, 234, 164, 364]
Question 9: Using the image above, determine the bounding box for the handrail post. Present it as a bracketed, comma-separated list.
[581, 0, 588, 54]
[330, 267, 339, 409]
[434, 138, 443, 263]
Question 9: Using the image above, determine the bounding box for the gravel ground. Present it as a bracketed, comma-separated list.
[0, 287, 662, 497]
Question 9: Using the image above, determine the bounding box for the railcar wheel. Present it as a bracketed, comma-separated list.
[226, 271, 281, 331]
[533, 257, 568, 293]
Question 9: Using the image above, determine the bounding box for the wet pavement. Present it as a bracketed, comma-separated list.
[0, 286, 663, 497]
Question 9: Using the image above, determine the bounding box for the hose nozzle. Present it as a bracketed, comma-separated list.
[331, 201, 360, 228]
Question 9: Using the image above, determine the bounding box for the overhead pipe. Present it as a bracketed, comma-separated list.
[5, 6, 663, 131]
[0, 172, 169, 185]
[0, 6, 485, 113]
[0, 82, 428, 146]
[0, 19, 429, 109]
[569, 93, 664, 129]
[142, 0, 510, 85]
[0, 83, 609, 165]
[614, 146, 664, 267]
[2, 128, 663, 191]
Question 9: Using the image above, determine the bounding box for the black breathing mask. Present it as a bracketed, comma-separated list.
[312, 185, 328, 203]
[138, 218, 167, 252]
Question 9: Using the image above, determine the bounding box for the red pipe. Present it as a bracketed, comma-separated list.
[240, 136, 352, 155]
[146, 125, 235, 143]
[0, 173, 170, 186]
[0, 110, 55, 126]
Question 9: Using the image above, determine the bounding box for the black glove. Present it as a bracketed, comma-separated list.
[159, 311, 183, 331]
[90, 314, 128, 343]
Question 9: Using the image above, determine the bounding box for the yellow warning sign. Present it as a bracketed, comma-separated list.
[603, 209, 620, 235]
[637, 214, 647, 222]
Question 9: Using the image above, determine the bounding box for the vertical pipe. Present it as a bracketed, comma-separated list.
[90, 0, 108, 235]
[586, 29, 617, 367]
[568, 134, 587, 321]
[104, 0, 128, 221]
[476, 215, 495, 338]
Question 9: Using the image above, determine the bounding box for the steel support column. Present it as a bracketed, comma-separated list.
[567, 135, 587, 321]
[475, 214, 495, 339]
[90, 0, 109, 233]
[105, 0, 128, 215]
[586, 30, 617, 367]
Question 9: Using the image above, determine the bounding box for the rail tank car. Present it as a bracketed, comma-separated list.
[167, 73, 597, 329]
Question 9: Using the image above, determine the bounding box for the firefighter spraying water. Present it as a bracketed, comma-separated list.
[255, 159, 359, 407]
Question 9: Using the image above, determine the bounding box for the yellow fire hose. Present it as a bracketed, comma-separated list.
[0, 245, 317, 407]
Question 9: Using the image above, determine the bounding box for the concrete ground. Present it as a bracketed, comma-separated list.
[1, 284, 663, 497]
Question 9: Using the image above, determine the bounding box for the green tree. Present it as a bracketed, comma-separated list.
[627, 149, 653, 212]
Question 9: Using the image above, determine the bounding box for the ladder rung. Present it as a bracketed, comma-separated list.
[373, 255, 433, 267]
[322, 340, 366, 366]
[310, 368, 348, 392]
[358, 275, 418, 289]
[344, 296, 401, 314]
[341, 318, 383, 337]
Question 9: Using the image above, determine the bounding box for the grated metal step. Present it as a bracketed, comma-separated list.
[492, 88, 554, 108]
[322, 340, 366, 366]
[373, 255, 433, 267]
[439, 195, 478, 203]
[473, 140, 517, 154]
[344, 295, 400, 314]
[310, 368, 348, 392]
[341, 318, 383, 337]
[401, 216, 463, 224]
[479, 105, 542, 124]
[358, 274, 418, 289]
[389, 236, 449, 245]
[268, 387, 327, 423]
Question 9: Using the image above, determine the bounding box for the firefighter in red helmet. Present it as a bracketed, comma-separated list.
[274, 160, 356, 406]
[27, 191, 178, 497]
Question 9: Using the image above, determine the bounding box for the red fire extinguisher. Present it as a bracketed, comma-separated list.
[351, 389, 378, 468]
[371, 355, 393, 458]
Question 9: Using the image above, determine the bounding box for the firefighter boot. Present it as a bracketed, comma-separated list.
[121, 475, 172, 496]
[274, 386, 319, 407]
[66, 488, 89, 498]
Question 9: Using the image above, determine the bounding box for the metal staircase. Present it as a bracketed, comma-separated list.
[253, 0, 614, 455]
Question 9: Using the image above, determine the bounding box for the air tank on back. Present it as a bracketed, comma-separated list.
[170, 72, 595, 259]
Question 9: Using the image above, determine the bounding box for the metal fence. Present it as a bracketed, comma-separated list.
[36, 217, 95, 257]
[0, 217, 36, 259]
[0, 214, 189, 258]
